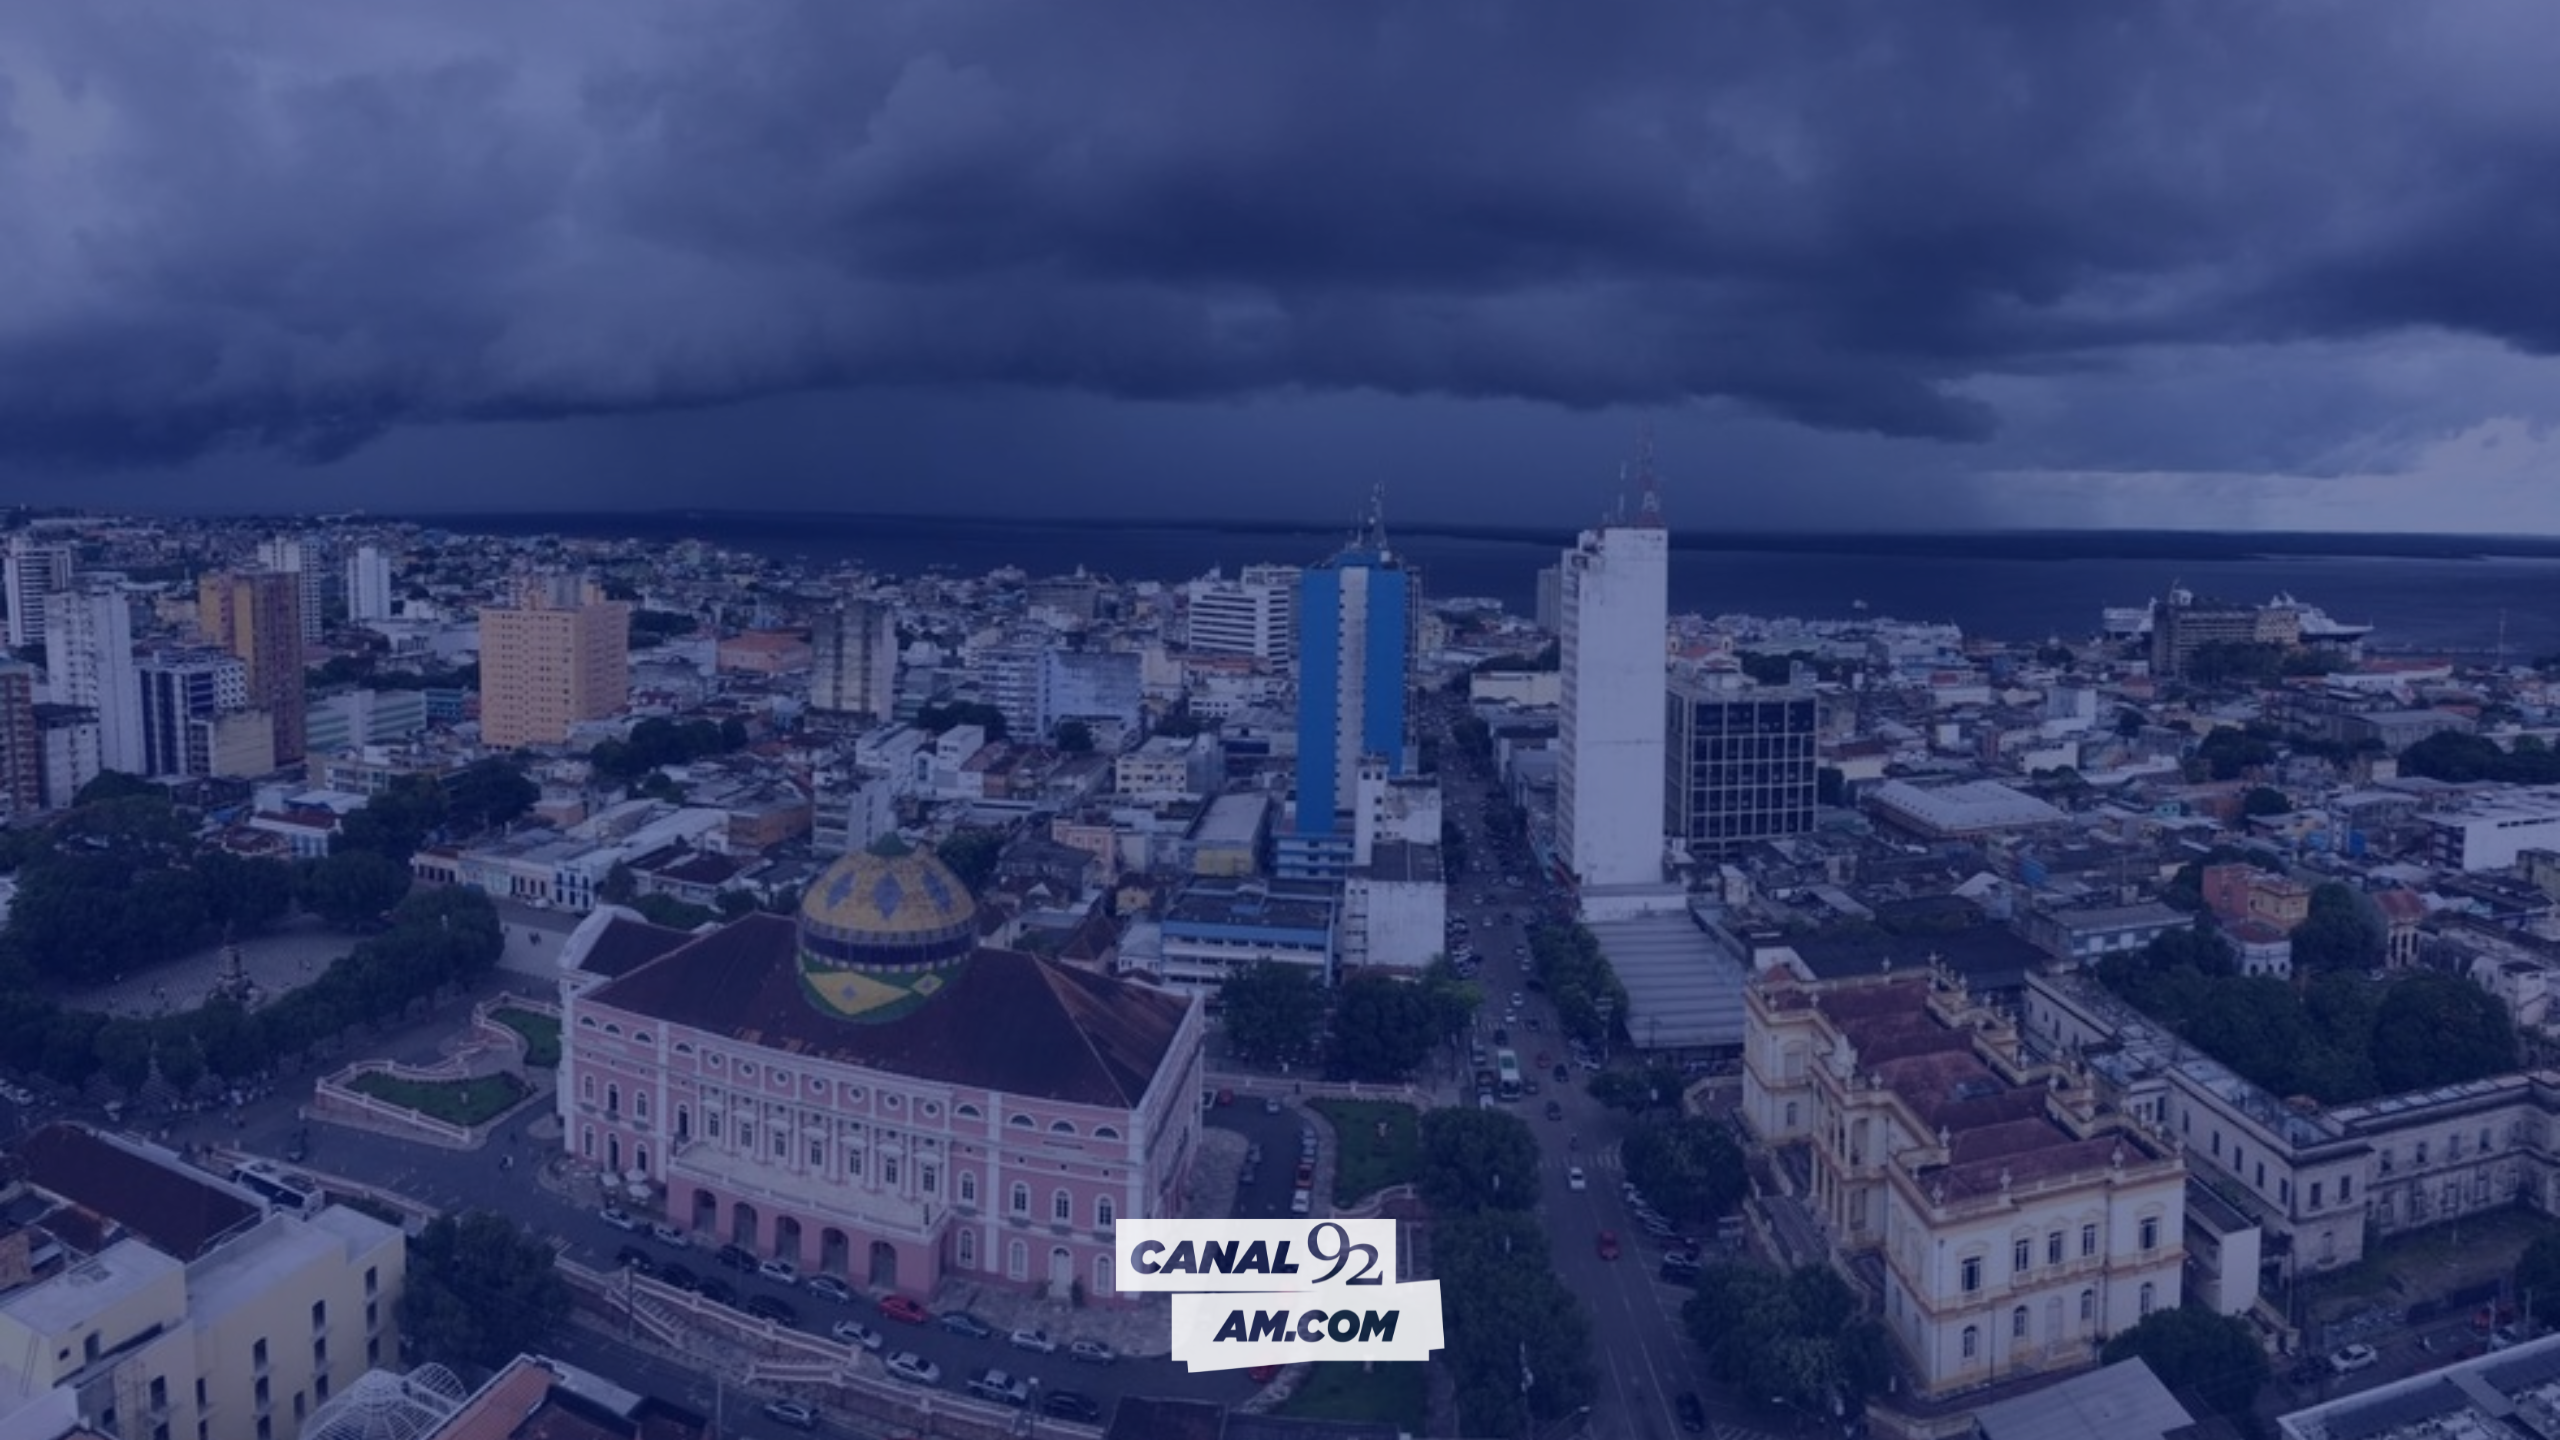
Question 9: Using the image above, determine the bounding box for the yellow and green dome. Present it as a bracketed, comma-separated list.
[797, 837, 978, 1021]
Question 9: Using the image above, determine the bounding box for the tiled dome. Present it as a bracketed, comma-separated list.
[797, 840, 979, 971]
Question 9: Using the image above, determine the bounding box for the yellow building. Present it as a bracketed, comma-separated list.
[476, 578, 631, 749]
[0, 1127, 404, 1440]
[196, 572, 305, 764]
[1742, 969, 2184, 1399]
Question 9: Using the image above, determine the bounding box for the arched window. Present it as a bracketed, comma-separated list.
[1050, 1120, 1076, 1135]
[2138, 1282, 2156, 1317]
[581, 1076, 596, 1100]
[1053, 1189, 1072, 1223]
[1096, 1196, 1115, 1229]
[957, 1230, 976, 1268]
[956, 1104, 981, 1120]
[1009, 1115, 1035, 1129]
[606, 1083, 621, 1116]
[674, 1041, 693, 1054]
[1094, 1253, 1113, 1296]
[1011, 1183, 1030, 1216]
[1961, 1325, 1978, 1360]
[1094, 1126, 1120, 1140]
[634, 1032, 651, 1044]
[579, 1016, 598, 1028]
[2011, 1306, 2028, 1339]
[604, 1024, 622, 1037]
[1007, 1240, 1028, 1281]
[959, 1173, 978, 1205]
[636, 1093, 650, 1121]
[2080, 1288, 2096, 1322]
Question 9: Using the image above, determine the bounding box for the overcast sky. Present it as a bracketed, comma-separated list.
[5, 2, 2560, 532]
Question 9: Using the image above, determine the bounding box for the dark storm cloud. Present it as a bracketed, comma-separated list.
[3, 0, 2558, 473]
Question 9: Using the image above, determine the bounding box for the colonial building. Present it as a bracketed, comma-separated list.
[1741, 969, 2184, 1399]
[555, 839, 1205, 1307]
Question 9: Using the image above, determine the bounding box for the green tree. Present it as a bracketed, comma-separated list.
[1220, 962, 1326, 1066]
[2370, 970, 2517, 1094]
[1326, 971, 1441, 1082]
[597, 861, 637, 906]
[95, 1017, 157, 1096]
[336, 774, 448, 864]
[914, 700, 1009, 742]
[1417, 1107, 1540, 1213]
[1054, 719, 1095, 753]
[72, 771, 166, 807]
[198, 850, 295, 932]
[1684, 1262, 1889, 1413]
[1622, 1117, 1749, 1224]
[300, 850, 414, 930]
[154, 1026, 207, 1093]
[2241, 786, 2293, 818]
[1434, 1211, 1597, 1434]
[935, 829, 1005, 892]
[2518, 1232, 2560, 1330]
[1588, 1063, 1687, 1115]
[2101, 1308, 2269, 1419]
[444, 758, 539, 834]
[630, 892, 716, 929]
[398, 1211, 573, 1368]
[2290, 883, 2385, 975]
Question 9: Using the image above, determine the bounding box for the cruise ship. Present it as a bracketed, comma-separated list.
[2100, 593, 2374, 641]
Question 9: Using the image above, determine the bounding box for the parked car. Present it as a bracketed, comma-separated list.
[1545, 1100, 1564, 1120]
[1660, 1256, 1702, 1287]
[1264, 1096, 1282, 1114]
[1566, 1166, 1587, 1192]
[1042, 1390, 1104, 1423]
[1553, 1064, 1570, 1083]
[697, 1278, 737, 1308]
[614, 1245, 655, 1275]
[1216, 1088, 1235, 1106]
[657, 1263, 699, 1292]
[743, 1293, 799, 1327]
[832, 1318, 885, 1351]
[1068, 1338, 1119, 1365]
[1009, 1327, 1057, 1354]
[715, 1243, 757, 1272]
[885, 1351, 941, 1386]
[880, 1294, 931, 1325]
[1597, 1230, 1621, 1260]
[598, 1206, 640, 1232]
[757, 1257, 800, 1285]
[759, 1400, 818, 1431]
[1291, 1189, 1312, 1215]
[940, 1310, 996, 1340]
[2329, 1343, 2379, 1374]
[805, 1274, 854, 1304]
[967, 1369, 1031, 1406]
[649, 1222, 688, 1247]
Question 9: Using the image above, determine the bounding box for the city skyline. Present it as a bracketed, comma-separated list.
[5, 6, 2560, 533]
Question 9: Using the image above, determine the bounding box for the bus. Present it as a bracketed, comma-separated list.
[1495, 1049, 1522, 1101]
[230, 1160, 324, 1218]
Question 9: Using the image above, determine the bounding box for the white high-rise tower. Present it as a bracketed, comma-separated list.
[44, 582, 144, 776]
[3, 535, 76, 650]
[345, 546, 394, 621]
[1555, 443, 1671, 904]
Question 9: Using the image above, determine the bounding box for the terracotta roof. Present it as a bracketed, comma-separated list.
[1107, 1398, 1222, 1440]
[15, 1124, 260, 1260]
[585, 915, 1193, 1108]
[578, 917, 695, 980]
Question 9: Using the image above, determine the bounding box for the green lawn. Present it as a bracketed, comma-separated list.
[349, 1071, 531, 1127]
[491, 1007, 562, 1067]
[1274, 1362, 1428, 1431]
[1312, 1099, 1420, 1205]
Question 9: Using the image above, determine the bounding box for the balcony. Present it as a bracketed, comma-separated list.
[668, 1150, 938, 1237]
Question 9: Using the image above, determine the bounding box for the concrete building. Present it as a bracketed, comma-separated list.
[36, 704, 100, 809]
[1038, 649, 1143, 741]
[343, 545, 394, 623]
[1664, 673, 1817, 858]
[714, 630, 813, 676]
[1865, 780, 2067, 840]
[808, 599, 898, 720]
[41, 584, 143, 777]
[198, 570, 307, 764]
[1283, 520, 1412, 882]
[1534, 563, 1562, 633]
[1183, 565, 1296, 665]
[2150, 586, 2299, 679]
[2278, 1330, 2560, 1440]
[476, 577, 631, 749]
[1157, 878, 1337, 988]
[555, 842, 1205, 1308]
[254, 536, 330, 644]
[304, 689, 429, 757]
[137, 651, 250, 779]
[1741, 970, 2184, 1398]
[0, 1124, 404, 1440]
[0, 661, 41, 818]
[1114, 733, 1220, 802]
[1555, 477, 1669, 894]
[3, 535, 76, 651]
[1340, 841, 1446, 974]
[2013, 902, 2191, 966]
[2430, 789, 2560, 872]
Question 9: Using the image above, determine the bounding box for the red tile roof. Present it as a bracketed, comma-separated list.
[16, 1124, 260, 1260]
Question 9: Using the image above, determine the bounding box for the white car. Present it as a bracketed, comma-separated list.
[1068, 1338, 1119, 1365]
[1290, 1189, 1312, 1215]
[1566, 1166, 1587, 1191]
[832, 1318, 885, 1351]
[598, 1206, 640, 1232]
[649, 1222, 688, 1247]
[1009, 1327, 1057, 1354]
[758, 1257, 799, 1285]
[759, 1400, 818, 1431]
[804, 1275, 854, 1304]
[886, 1351, 941, 1386]
[2329, 1343, 2378, 1374]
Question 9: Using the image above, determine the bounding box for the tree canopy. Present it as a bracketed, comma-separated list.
[1527, 922, 1629, 1048]
[2289, 882, 2385, 976]
[1417, 1107, 1540, 1213]
[298, 850, 415, 930]
[398, 1211, 572, 1369]
[0, 791, 294, 987]
[1434, 1211, 1597, 1435]
[1684, 1262, 1892, 1415]
[2100, 1308, 2268, 1419]
[588, 715, 749, 781]
[1325, 971, 1443, 1082]
[933, 828, 1005, 893]
[1621, 1117, 1750, 1224]
[1220, 962, 1326, 1067]
[914, 700, 1009, 742]
[2402, 730, 2560, 785]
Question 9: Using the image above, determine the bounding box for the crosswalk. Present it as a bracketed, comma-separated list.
[1546, 1146, 1624, 1175]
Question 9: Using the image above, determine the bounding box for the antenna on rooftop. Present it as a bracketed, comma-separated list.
[1632, 424, 1664, 527]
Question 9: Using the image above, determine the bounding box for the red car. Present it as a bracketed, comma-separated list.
[1216, 1088, 1235, 1107]
[1247, 1364, 1281, 1383]
[879, 1294, 930, 1325]
[1597, 1230, 1620, 1261]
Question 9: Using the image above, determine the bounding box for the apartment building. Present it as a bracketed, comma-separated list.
[198, 571, 306, 765]
[1741, 970, 2184, 1398]
[476, 577, 630, 749]
[0, 1125, 403, 1440]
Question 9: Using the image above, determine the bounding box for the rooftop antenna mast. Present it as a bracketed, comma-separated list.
[1632, 423, 1665, 528]
[1364, 482, 1388, 553]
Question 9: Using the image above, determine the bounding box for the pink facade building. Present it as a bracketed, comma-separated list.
[555, 840, 1206, 1306]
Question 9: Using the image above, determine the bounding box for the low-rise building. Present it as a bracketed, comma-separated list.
[1156, 878, 1336, 989]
